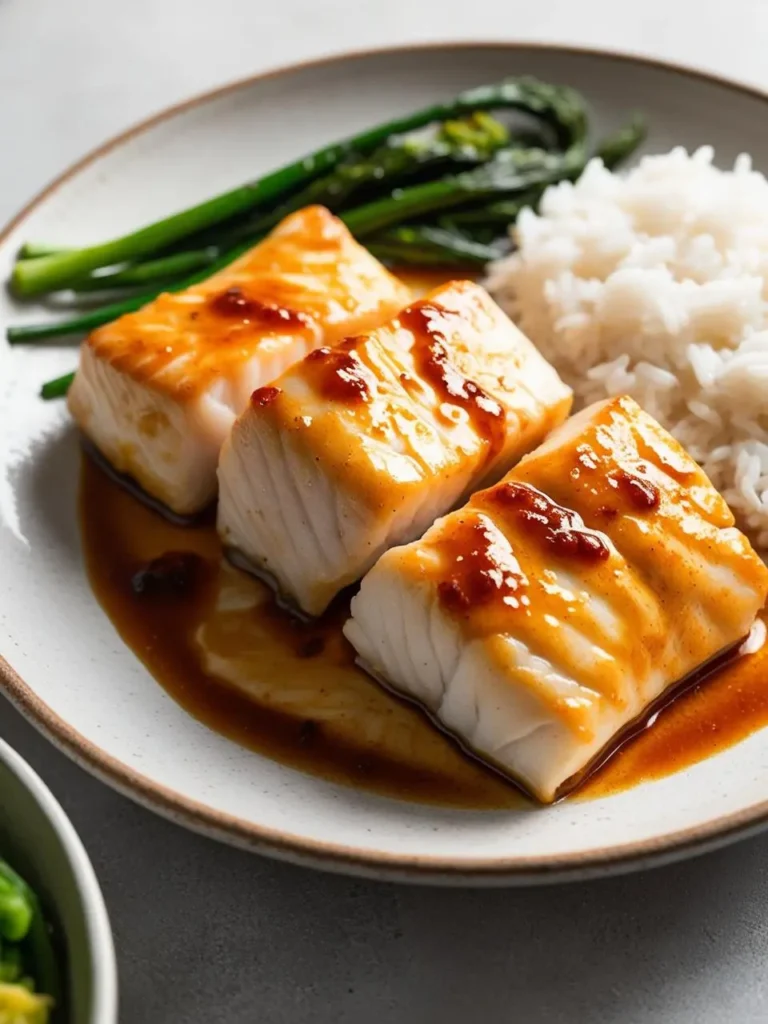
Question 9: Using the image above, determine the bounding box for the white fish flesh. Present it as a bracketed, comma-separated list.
[67, 206, 410, 515]
[344, 396, 768, 802]
[217, 279, 572, 615]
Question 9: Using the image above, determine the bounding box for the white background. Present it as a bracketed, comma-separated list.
[3, 1, 768, 1021]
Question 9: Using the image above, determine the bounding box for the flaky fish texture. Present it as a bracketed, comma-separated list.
[344, 396, 768, 803]
[217, 279, 572, 615]
[67, 206, 410, 515]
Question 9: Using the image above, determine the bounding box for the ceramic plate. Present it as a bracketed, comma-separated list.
[3, 43, 768, 885]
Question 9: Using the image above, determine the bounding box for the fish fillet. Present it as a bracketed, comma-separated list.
[217, 279, 572, 616]
[344, 396, 768, 803]
[67, 206, 410, 515]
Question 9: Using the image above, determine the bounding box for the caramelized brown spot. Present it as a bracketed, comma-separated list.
[608, 469, 661, 511]
[209, 286, 312, 330]
[490, 482, 611, 563]
[299, 719, 319, 746]
[251, 385, 282, 408]
[597, 505, 619, 520]
[298, 636, 325, 659]
[437, 518, 527, 616]
[305, 346, 371, 403]
[131, 551, 205, 597]
[400, 301, 506, 464]
[80, 452, 768, 810]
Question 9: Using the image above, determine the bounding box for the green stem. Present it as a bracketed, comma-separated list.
[72, 246, 221, 292]
[371, 225, 501, 265]
[11, 178, 283, 297]
[17, 243, 69, 259]
[40, 373, 75, 400]
[343, 147, 580, 237]
[8, 240, 252, 344]
[596, 113, 646, 169]
[8, 292, 164, 343]
[12, 78, 587, 297]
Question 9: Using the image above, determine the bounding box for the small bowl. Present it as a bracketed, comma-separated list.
[0, 737, 118, 1023]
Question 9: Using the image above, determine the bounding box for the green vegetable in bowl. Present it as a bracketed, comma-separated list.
[0, 861, 57, 1024]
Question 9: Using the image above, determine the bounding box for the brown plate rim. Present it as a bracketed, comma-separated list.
[3, 40, 768, 884]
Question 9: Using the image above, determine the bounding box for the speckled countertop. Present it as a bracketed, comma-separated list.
[3, 1, 768, 1020]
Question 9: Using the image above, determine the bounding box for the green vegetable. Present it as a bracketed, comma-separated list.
[596, 113, 646, 169]
[71, 245, 223, 292]
[7, 291, 164, 344]
[246, 111, 515, 232]
[343, 145, 585, 237]
[16, 76, 645, 406]
[0, 946, 23, 984]
[0, 872, 32, 943]
[40, 374, 75, 400]
[10, 148, 580, 346]
[16, 243, 66, 260]
[9, 240, 253, 345]
[10, 77, 587, 298]
[370, 224, 507, 266]
[11, 149, 567, 347]
[0, 861, 58, 1023]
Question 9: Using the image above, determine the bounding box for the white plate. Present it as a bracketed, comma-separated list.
[2, 43, 768, 885]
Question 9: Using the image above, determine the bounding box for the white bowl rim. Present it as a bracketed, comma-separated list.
[0, 736, 118, 1021]
[4, 40, 768, 884]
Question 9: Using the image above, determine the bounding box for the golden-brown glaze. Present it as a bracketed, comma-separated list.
[67, 206, 411, 516]
[85, 206, 410, 401]
[399, 301, 507, 466]
[217, 279, 572, 616]
[81, 448, 768, 810]
[345, 396, 768, 802]
[79, 453, 524, 810]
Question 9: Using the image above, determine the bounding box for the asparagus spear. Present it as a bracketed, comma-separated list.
[21, 112, 642, 356]
[343, 145, 585, 237]
[24, 116, 516, 299]
[11, 77, 587, 298]
[72, 246, 222, 292]
[596, 113, 646, 169]
[370, 224, 507, 265]
[10, 147, 575, 345]
[245, 111, 515, 231]
[8, 240, 253, 344]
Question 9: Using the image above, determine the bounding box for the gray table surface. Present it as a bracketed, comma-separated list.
[3, 2, 768, 1021]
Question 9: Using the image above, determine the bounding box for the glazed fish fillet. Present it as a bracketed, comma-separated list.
[67, 206, 410, 516]
[344, 396, 768, 803]
[217, 280, 572, 616]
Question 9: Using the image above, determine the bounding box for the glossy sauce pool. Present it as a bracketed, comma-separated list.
[79, 455, 768, 809]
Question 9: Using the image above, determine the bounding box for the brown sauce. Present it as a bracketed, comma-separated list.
[436, 515, 528, 615]
[304, 342, 372, 404]
[400, 301, 507, 465]
[487, 481, 610, 563]
[79, 453, 768, 808]
[79, 455, 524, 810]
[250, 385, 282, 409]
[208, 286, 312, 330]
[607, 468, 661, 511]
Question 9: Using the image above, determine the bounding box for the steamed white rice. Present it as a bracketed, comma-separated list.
[486, 146, 768, 554]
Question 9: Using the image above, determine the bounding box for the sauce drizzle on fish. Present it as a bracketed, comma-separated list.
[80, 452, 768, 809]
